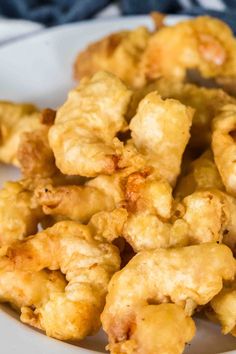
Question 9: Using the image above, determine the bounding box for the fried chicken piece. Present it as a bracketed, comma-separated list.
[123, 170, 173, 218]
[89, 175, 233, 251]
[74, 27, 150, 88]
[122, 212, 189, 252]
[17, 108, 57, 178]
[93, 187, 235, 252]
[176, 190, 229, 244]
[122, 189, 232, 251]
[212, 105, 236, 196]
[175, 187, 236, 252]
[109, 303, 196, 354]
[140, 16, 236, 84]
[4, 221, 120, 340]
[118, 143, 229, 249]
[128, 79, 236, 149]
[208, 281, 236, 336]
[0, 101, 42, 166]
[175, 150, 224, 198]
[17, 126, 58, 178]
[88, 172, 178, 252]
[89, 208, 129, 243]
[119, 170, 184, 251]
[86, 171, 127, 207]
[35, 160, 173, 236]
[101, 243, 235, 352]
[49, 72, 132, 177]
[175, 151, 236, 252]
[35, 182, 117, 224]
[0, 266, 66, 325]
[0, 180, 43, 255]
[130, 92, 194, 186]
[34, 161, 138, 225]
[89, 169, 236, 252]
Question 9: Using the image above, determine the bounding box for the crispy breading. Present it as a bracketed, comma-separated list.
[35, 182, 116, 223]
[17, 126, 58, 178]
[88, 181, 235, 252]
[87, 172, 177, 252]
[0, 181, 43, 255]
[175, 150, 224, 198]
[89, 208, 128, 243]
[108, 304, 195, 354]
[128, 79, 236, 149]
[212, 105, 236, 196]
[124, 171, 173, 218]
[49, 72, 132, 177]
[175, 187, 236, 252]
[122, 212, 189, 252]
[0, 267, 66, 327]
[3, 221, 120, 340]
[0, 101, 42, 166]
[208, 281, 236, 336]
[74, 27, 150, 87]
[140, 16, 236, 83]
[130, 92, 194, 186]
[175, 190, 229, 244]
[101, 243, 235, 352]
[122, 189, 233, 251]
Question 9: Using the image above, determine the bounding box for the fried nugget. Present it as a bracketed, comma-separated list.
[74, 27, 150, 87]
[122, 212, 189, 252]
[89, 176, 233, 252]
[212, 105, 236, 196]
[175, 151, 236, 252]
[108, 304, 195, 354]
[0, 181, 43, 255]
[175, 150, 224, 198]
[101, 243, 235, 352]
[0, 267, 66, 327]
[0, 101, 42, 166]
[17, 126, 58, 178]
[176, 190, 229, 244]
[140, 16, 236, 83]
[87, 172, 178, 252]
[208, 281, 236, 336]
[4, 221, 120, 340]
[89, 208, 128, 244]
[35, 182, 117, 224]
[130, 92, 194, 186]
[122, 189, 232, 251]
[99, 185, 236, 253]
[49, 72, 132, 177]
[129, 79, 236, 149]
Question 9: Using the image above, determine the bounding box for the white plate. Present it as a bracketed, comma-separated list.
[0, 15, 236, 354]
[0, 19, 43, 45]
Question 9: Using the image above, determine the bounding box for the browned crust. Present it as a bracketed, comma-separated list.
[40, 108, 57, 126]
[73, 31, 127, 81]
[17, 128, 58, 178]
[124, 169, 151, 212]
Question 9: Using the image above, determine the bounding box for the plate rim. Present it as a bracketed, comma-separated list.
[0, 14, 191, 50]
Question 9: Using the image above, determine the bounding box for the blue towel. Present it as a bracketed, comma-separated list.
[0, 0, 236, 33]
[122, 0, 236, 33]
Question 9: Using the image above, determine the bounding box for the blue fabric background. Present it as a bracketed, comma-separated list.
[0, 0, 236, 32]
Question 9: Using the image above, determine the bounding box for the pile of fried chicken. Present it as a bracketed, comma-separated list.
[1, 14, 236, 354]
